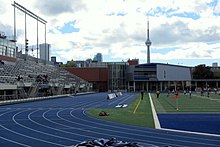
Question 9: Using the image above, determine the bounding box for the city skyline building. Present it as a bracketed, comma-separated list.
[94, 53, 103, 62]
[40, 43, 50, 61]
[51, 56, 56, 63]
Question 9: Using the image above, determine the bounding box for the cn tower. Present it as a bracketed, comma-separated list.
[145, 18, 152, 64]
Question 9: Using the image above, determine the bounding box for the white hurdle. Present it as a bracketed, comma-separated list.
[107, 92, 123, 100]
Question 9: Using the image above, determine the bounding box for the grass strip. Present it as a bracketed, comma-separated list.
[87, 94, 155, 128]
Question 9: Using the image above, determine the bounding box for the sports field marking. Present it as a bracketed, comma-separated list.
[161, 128, 220, 137]
[151, 95, 166, 112]
[0, 136, 31, 147]
[108, 94, 131, 106]
[193, 95, 220, 102]
[149, 93, 161, 129]
[133, 97, 141, 114]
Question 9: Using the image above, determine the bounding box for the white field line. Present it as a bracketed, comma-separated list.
[149, 93, 161, 129]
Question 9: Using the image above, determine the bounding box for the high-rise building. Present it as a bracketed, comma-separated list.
[40, 43, 50, 61]
[212, 62, 218, 67]
[94, 53, 103, 62]
[51, 56, 56, 63]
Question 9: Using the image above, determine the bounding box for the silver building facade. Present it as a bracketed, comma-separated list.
[127, 63, 192, 92]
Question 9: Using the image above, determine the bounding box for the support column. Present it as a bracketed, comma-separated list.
[206, 81, 208, 90]
[190, 81, 192, 91]
[14, 1, 16, 42]
[168, 81, 171, 90]
[174, 81, 177, 91]
[37, 17, 39, 63]
[133, 81, 136, 92]
[160, 82, 162, 92]
[44, 23, 47, 64]
[195, 81, 197, 91]
[24, 9, 27, 60]
[15, 90, 18, 99]
[146, 82, 149, 92]
[128, 82, 130, 92]
[4, 90, 6, 101]
[182, 81, 185, 90]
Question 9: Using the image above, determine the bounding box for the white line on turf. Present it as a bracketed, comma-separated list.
[149, 93, 161, 129]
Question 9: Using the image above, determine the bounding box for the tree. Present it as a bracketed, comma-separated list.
[61, 59, 76, 67]
[192, 64, 214, 79]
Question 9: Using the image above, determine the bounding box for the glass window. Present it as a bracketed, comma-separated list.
[0, 38, 16, 57]
[0, 46, 2, 55]
[2, 47, 5, 55]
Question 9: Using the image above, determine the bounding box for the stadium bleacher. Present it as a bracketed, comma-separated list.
[0, 53, 92, 101]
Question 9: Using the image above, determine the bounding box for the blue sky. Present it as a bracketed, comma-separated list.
[58, 21, 80, 33]
[0, 0, 220, 67]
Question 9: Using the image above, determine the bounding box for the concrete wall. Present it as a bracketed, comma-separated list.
[64, 67, 108, 91]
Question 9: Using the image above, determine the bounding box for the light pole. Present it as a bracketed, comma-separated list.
[12, 1, 47, 62]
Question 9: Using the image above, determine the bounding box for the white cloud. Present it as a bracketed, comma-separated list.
[0, 0, 219, 65]
[152, 42, 220, 61]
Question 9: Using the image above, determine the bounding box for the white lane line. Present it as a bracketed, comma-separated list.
[2, 94, 219, 147]
[150, 93, 220, 138]
[161, 128, 220, 137]
[149, 93, 161, 129]
[70, 103, 206, 146]
[117, 94, 134, 104]
[194, 95, 220, 102]
[11, 109, 66, 146]
[0, 120, 64, 146]
[29, 109, 90, 141]
[54, 99, 160, 145]
[67, 108, 165, 145]
[0, 109, 34, 146]
[40, 108, 94, 139]
[0, 136, 31, 147]
[108, 94, 130, 105]
[77, 112, 174, 146]
[82, 102, 220, 146]
[0, 109, 19, 117]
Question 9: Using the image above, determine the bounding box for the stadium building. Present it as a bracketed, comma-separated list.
[127, 63, 192, 92]
[0, 32, 17, 63]
[65, 62, 128, 92]
[65, 60, 193, 92]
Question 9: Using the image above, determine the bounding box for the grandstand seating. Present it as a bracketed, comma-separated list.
[0, 54, 92, 99]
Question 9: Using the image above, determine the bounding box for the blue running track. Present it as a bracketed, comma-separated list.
[0, 93, 220, 147]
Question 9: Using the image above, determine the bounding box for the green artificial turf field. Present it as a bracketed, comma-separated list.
[151, 92, 220, 113]
[87, 92, 220, 128]
[87, 94, 155, 128]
